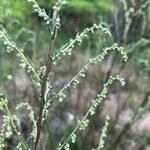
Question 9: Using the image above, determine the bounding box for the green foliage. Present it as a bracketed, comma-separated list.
[0, 0, 127, 149]
[0, 0, 30, 21]
[0, 0, 113, 23]
[64, 0, 113, 14]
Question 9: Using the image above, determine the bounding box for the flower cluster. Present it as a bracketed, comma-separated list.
[57, 75, 125, 150]
[0, 30, 41, 83]
[42, 43, 127, 117]
[54, 43, 127, 104]
[53, 0, 68, 11]
[0, 97, 21, 149]
[26, 0, 51, 24]
[16, 103, 37, 141]
[52, 24, 111, 64]
[89, 75, 125, 116]
[96, 115, 110, 150]
[0, 115, 14, 149]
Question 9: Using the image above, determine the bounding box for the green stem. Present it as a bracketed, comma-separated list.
[3, 100, 28, 150]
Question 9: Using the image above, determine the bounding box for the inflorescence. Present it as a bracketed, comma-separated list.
[53, 24, 111, 64]
[0, 30, 41, 84]
[57, 75, 125, 150]
[26, 0, 51, 25]
[96, 115, 110, 150]
[42, 43, 128, 120]
[0, 96, 28, 150]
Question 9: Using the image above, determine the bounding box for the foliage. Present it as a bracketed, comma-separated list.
[0, 0, 128, 150]
[0, 0, 113, 22]
[62, 0, 113, 14]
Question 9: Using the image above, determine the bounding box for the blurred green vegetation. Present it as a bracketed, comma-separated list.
[0, 1, 150, 149]
[0, 0, 149, 83]
[0, 0, 114, 83]
[0, 0, 113, 22]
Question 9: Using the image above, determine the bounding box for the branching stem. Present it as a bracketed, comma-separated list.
[34, 1, 61, 149]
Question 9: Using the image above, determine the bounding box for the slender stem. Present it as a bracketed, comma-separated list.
[57, 102, 92, 150]
[34, 1, 61, 148]
[34, 40, 54, 150]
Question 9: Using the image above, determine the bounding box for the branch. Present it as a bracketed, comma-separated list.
[33, 0, 62, 149]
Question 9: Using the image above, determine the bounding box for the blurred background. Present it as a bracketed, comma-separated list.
[0, 0, 150, 149]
